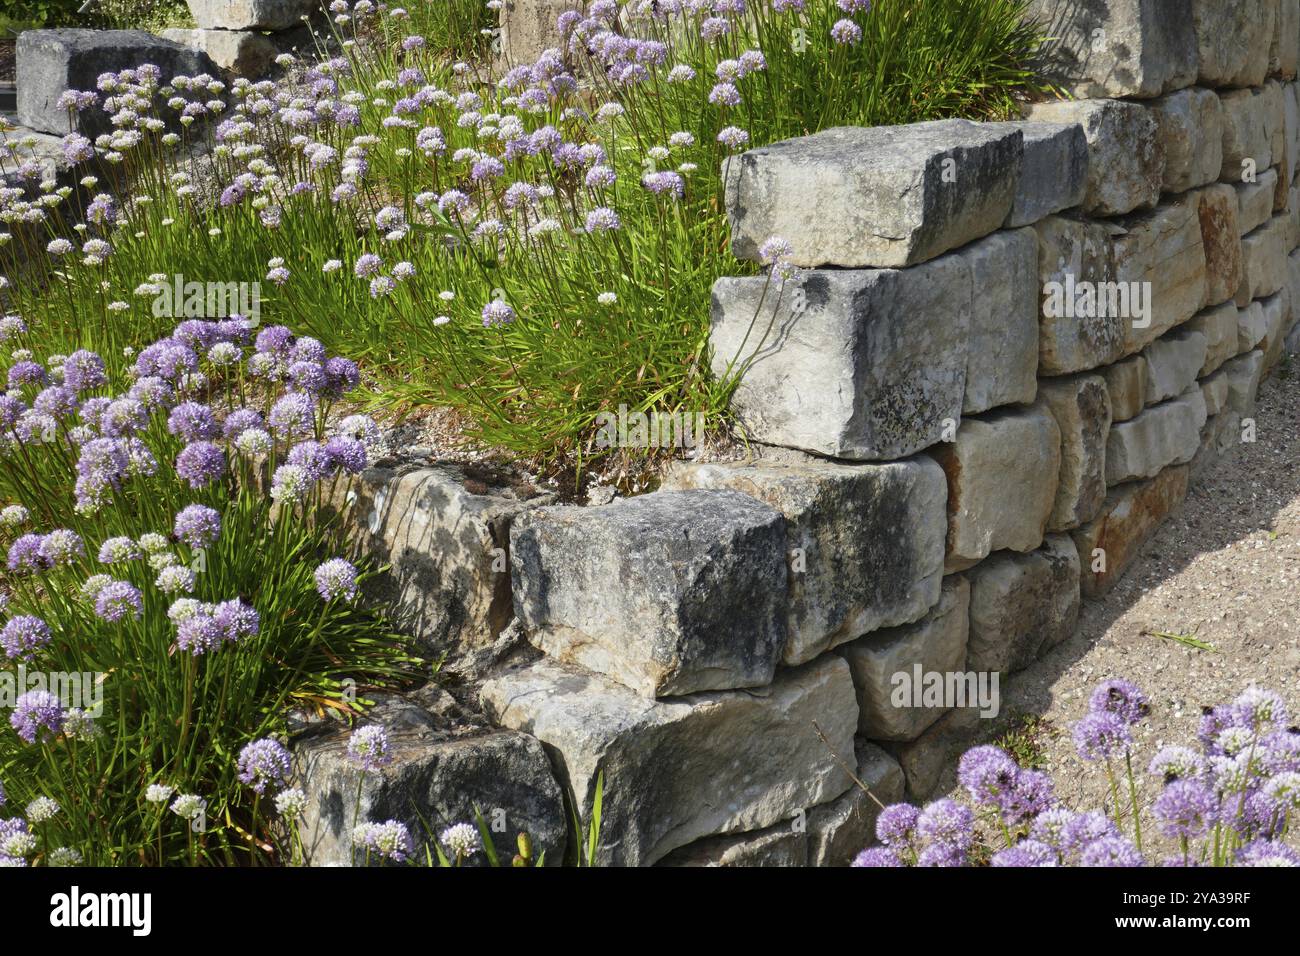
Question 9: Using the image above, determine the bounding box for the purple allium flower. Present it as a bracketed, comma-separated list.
[916, 798, 974, 851]
[1235, 687, 1288, 733]
[991, 839, 1059, 867]
[838, 0, 871, 10]
[353, 820, 413, 862]
[1029, 807, 1077, 849]
[175, 612, 223, 656]
[1148, 745, 1204, 783]
[11, 690, 64, 743]
[33, 386, 79, 419]
[318, 358, 359, 399]
[289, 360, 327, 393]
[708, 82, 741, 106]
[39, 529, 85, 566]
[642, 171, 685, 198]
[268, 392, 316, 438]
[916, 843, 966, 867]
[1153, 779, 1217, 839]
[481, 301, 516, 328]
[851, 846, 902, 867]
[8, 534, 50, 573]
[167, 401, 218, 442]
[288, 440, 335, 480]
[103, 398, 152, 439]
[585, 164, 617, 188]
[584, 207, 621, 233]
[94, 580, 143, 622]
[222, 408, 264, 441]
[700, 16, 731, 39]
[1080, 835, 1144, 867]
[315, 558, 359, 602]
[347, 724, 392, 773]
[212, 598, 259, 642]
[1236, 839, 1300, 867]
[270, 464, 312, 504]
[173, 504, 221, 550]
[1061, 810, 1116, 851]
[958, 745, 1019, 806]
[8, 360, 48, 389]
[1089, 679, 1149, 725]
[0, 615, 52, 661]
[255, 325, 294, 356]
[175, 441, 226, 488]
[1199, 703, 1252, 753]
[1002, 769, 1057, 824]
[236, 738, 292, 793]
[875, 802, 920, 848]
[324, 436, 367, 474]
[1072, 710, 1131, 761]
[155, 565, 195, 595]
[1261, 730, 1300, 775]
[716, 125, 749, 150]
[830, 18, 863, 44]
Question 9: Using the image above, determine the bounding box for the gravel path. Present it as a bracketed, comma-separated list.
[931, 363, 1300, 852]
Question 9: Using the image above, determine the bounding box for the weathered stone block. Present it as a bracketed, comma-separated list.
[966, 535, 1081, 674]
[1024, 0, 1198, 98]
[1034, 216, 1127, 374]
[657, 823, 806, 867]
[1073, 464, 1190, 597]
[1025, 99, 1163, 216]
[1200, 368, 1231, 416]
[662, 458, 946, 666]
[16, 29, 217, 137]
[1105, 389, 1208, 485]
[807, 743, 905, 866]
[498, 0, 571, 67]
[1220, 86, 1279, 182]
[510, 490, 788, 698]
[481, 656, 858, 866]
[1150, 87, 1225, 193]
[186, 0, 315, 30]
[1222, 349, 1267, 418]
[1196, 183, 1246, 307]
[293, 696, 567, 867]
[1114, 198, 1210, 353]
[161, 28, 279, 78]
[1237, 169, 1281, 235]
[1002, 121, 1089, 226]
[1259, 287, 1294, 369]
[1102, 354, 1149, 422]
[888, 707, 984, 802]
[1195, 0, 1278, 88]
[1271, 0, 1300, 79]
[1186, 301, 1242, 376]
[962, 228, 1040, 413]
[1142, 327, 1209, 404]
[723, 122, 1023, 269]
[1038, 374, 1112, 531]
[710, 258, 971, 460]
[927, 405, 1061, 572]
[1238, 300, 1271, 353]
[340, 464, 551, 650]
[1236, 215, 1292, 304]
[839, 576, 970, 742]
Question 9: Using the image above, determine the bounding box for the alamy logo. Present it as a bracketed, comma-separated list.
[593, 404, 706, 449]
[49, 887, 151, 936]
[891, 665, 1000, 719]
[151, 273, 261, 323]
[1042, 276, 1152, 329]
[0, 666, 102, 717]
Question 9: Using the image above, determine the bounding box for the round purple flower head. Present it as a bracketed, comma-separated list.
[958, 745, 1018, 807]
[481, 301, 516, 328]
[991, 839, 1059, 867]
[1072, 710, 1131, 761]
[851, 846, 901, 867]
[237, 737, 292, 794]
[175, 612, 223, 656]
[174, 504, 221, 550]
[11, 690, 64, 743]
[1001, 769, 1056, 825]
[1061, 810, 1116, 852]
[347, 724, 392, 773]
[39, 529, 85, 566]
[916, 798, 974, 852]
[61, 350, 108, 392]
[212, 598, 260, 643]
[1153, 779, 1218, 839]
[268, 391, 316, 438]
[1080, 835, 1144, 867]
[7, 534, 49, 573]
[94, 580, 142, 622]
[315, 558, 359, 602]
[167, 401, 218, 442]
[1236, 840, 1300, 867]
[353, 820, 412, 862]
[875, 802, 920, 848]
[175, 441, 226, 488]
[1089, 679, 1149, 725]
[1, 615, 52, 661]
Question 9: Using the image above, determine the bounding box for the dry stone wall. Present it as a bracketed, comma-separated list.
[335, 1, 1300, 865]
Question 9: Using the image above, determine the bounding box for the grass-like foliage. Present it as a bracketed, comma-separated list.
[0, 315, 417, 866]
[1, 0, 1046, 476]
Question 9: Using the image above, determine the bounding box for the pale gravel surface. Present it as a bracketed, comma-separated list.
[931, 365, 1300, 853]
